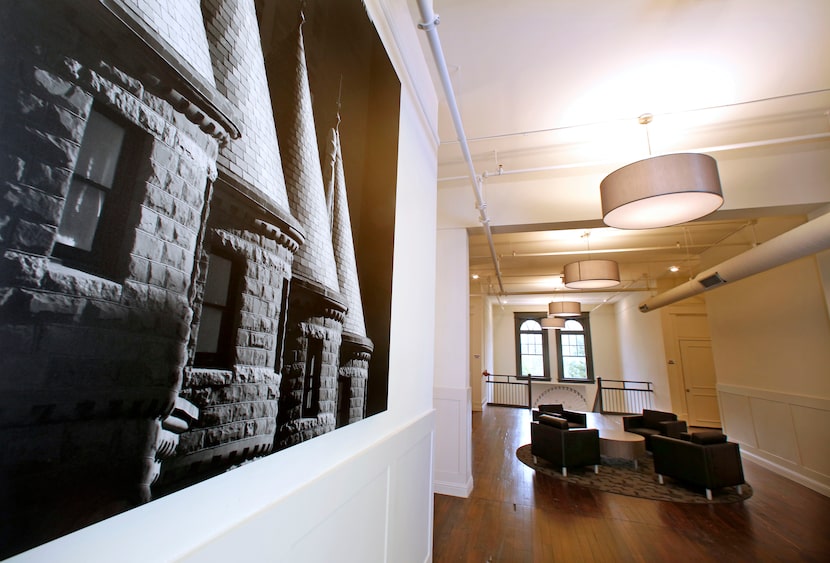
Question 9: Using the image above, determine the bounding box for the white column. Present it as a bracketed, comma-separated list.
[433, 228, 473, 497]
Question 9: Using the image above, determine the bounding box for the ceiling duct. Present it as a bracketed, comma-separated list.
[639, 212, 830, 312]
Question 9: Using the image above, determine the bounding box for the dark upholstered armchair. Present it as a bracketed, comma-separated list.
[622, 409, 687, 450]
[651, 432, 745, 500]
[530, 414, 600, 476]
[531, 403, 587, 428]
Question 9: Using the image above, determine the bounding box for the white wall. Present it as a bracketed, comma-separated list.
[589, 304, 621, 383]
[482, 297, 495, 407]
[486, 302, 627, 410]
[469, 296, 485, 411]
[820, 248, 830, 320]
[433, 229, 473, 497]
[491, 303, 521, 376]
[9, 1, 441, 561]
[707, 254, 830, 496]
[483, 296, 674, 412]
[615, 292, 672, 410]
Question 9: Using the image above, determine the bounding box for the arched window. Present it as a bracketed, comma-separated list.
[514, 313, 550, 379]
[555, 315, 595, 382]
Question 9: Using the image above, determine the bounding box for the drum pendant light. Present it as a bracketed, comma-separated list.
[541, 317, 566, 329]
[563, 232, 620, 289]
[563, 259, 620, 289]
[600, 115, 724, 229]
[548, 300, 581, 317]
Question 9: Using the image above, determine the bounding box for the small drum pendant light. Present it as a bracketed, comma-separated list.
[541, 317, 566, 329]
[563, 259, 620, 289]
[548, 301, 581, 317]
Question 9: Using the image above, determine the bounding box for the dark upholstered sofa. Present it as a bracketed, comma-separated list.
[531, 403, 587, 428]
[530, 414, 600, 476]
[622, 409, 687, 450]
[651, 431, 745, 499]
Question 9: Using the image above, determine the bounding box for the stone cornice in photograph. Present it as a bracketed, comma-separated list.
[213, 172, 305, 253]
[58, 0, 243, 144]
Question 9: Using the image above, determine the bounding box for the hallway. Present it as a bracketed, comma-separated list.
[433, 406, 830, 562]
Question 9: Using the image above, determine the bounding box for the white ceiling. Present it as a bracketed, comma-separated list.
[407, 0, 830, 308]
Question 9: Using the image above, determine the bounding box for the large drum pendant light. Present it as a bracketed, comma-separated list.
[600, 114, 723, 229]
[563, 259, 620, 289]
[600, 153, 723, 229]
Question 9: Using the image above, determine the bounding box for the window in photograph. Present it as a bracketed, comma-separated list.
[302, 339, 323, 418]
[53, 107, 140, 278]
[194, 253, 239, 368]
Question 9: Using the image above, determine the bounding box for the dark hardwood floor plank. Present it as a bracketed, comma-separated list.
[433, 405, 830, 562]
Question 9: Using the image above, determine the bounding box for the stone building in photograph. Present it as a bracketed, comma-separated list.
[0, 0, 395, 558]
[157, 0, 305, 491]
[269, 13, 347, 448]
[326, 122, 374, 428]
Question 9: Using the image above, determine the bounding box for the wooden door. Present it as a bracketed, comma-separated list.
[679, 339, 721, 428]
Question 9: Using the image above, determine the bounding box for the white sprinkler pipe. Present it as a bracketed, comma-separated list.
[416, 0, 504, 293]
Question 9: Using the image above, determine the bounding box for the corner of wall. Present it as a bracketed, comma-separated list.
[432, 386, 473, 498]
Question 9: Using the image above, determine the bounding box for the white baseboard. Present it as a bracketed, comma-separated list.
[742, 449, 830, 498]
[433, 475, 474, 498]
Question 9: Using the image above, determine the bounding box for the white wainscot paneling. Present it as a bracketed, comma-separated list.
[750, 397, 801, 462]
[719, 384, 830, 497]
[172, 412, 436, 563]
[433, 386, 473, 497]
[290, 468, 390, 562]
[434, 397, 461, 474]
[388, 434, 434, 562]
[718, 391, 758, 447]
[791, 404, 830, 477]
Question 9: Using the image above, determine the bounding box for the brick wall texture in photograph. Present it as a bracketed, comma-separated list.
[0, 0, 385, 557]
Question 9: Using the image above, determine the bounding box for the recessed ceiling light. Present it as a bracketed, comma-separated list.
[669, 265, 680, 272]
[471, 274, 480, 280]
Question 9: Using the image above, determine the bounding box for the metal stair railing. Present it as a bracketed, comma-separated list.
[483, 373, 531, 408]
[595, 377, 654, 414]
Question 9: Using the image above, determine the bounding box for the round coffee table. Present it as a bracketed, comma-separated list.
[598, 429, 646, 469]
[583, 412, 647, 469]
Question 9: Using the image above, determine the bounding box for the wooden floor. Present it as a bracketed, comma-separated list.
[433, 405, 830, 562]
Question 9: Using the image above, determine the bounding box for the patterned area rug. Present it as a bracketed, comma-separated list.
[516, 444, 752, 504]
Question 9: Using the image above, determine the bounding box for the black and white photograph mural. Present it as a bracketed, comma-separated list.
[0, 0, 400, 557]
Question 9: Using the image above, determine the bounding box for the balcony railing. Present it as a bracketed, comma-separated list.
[484, 374, 654, 414]
[595, 377, 654, 414]
[483, 374, 530, 408]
